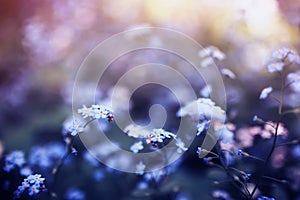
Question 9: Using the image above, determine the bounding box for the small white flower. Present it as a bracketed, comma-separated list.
[136, 161, 146, 175]
[287, 51, 300, 64]
[259, 86, 273, 99]
[200, 85, 212, 98]
[149, 129, 166, 143]
[287, 72, 300, 83]
[78, 105, 94, 118]
[221, 68, 236, 79]
[175, 138, 188, 153]
[63, 118, 84, 136]
[161, 129, 177, 139]
[71, 120, 84, 136]
[177, 98, 225, 122]
[271, 47, 300, 64]
[200, 57, 214, 68]
[92, 104, 109, 119]
[198, 48, 210, 58]
[267, 62, 284, 73]
[287, 71, 300, 92]
[199, 46, 226, 60]
[124, 124, 151, 138]
[130, 141, 144, 153]
[78, 104, 113, 121]
[211, 49, 226, 60]
[146, 129, 176, 144]
[272, 47, 289, 59]
[144, 169, 166, 182]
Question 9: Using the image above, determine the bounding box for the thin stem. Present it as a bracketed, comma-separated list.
[228, 167, 246, 175]
[215, 142, 251, 199]
[282, 107, 300, 116]
[83, 118, 96, 128]
[247, 155, 265, 162]
[51, 117, 96, 199]
[284, 80, 295, 89]
[249, 67, 286, 200]
[269, 95, 280, 104]
[52, 135, 77, 176]
[276, 139, 299, 147]
[262, 176, 287, 184]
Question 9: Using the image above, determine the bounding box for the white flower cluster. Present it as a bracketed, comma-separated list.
[145, 128, 177, 144]
[198, 46, 226, 68]
[267, 47, 300, 73]
[287, 71, 300, 92]
[130, 141, 144, 153]
[177, 98, 226, 122]
[78, 104, 114, 122]
[124, 124, 151, 138]
[124, 125, 188, 154]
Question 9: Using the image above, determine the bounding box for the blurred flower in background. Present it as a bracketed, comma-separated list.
[0, 0, 300, 199]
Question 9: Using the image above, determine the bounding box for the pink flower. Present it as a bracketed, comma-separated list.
[263, 121, 288, 138]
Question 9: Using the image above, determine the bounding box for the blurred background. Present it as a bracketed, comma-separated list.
[0, 0, 300, 199]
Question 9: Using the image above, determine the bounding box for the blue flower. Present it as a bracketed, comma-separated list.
[92, 104, 110, 119]
[17, 181, 29, 192]
[136, 161, 146, 175]
[146, 128, 176, 144]
[287, 50, 300, 64]
[252, 115, 259, 122]
[267, 62, 284, 73]
[150, 129, 166, 143]
[28, 184, 40, 196]
[27, 174, 45, 184]
[244, 173, 251, 180]
[85, 104, 114, 122]
[237, 149, 249, 157]
[218, 127, 234, 144]
[13, 174, 46, 199]
[3, 151, 26, 172]
[257, 195, 275, 200]
[20, 167, 32, 177]
[212, 189, 232, 200]
[175, 138, 188, 153]
[64, 188, 86, 200]
[136, 181, 148, 189]
[93, 169, 105, 182]
[29, 142, 65, 169]
[220, 151, 235, 167]
[292, 145, 300, 159]
[130, 141, 144, 153]
[83, 151, 99, 167]
[62, 117, 84, 137]
[202, 157, 209, 164]
[196, 119, 211, 136]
